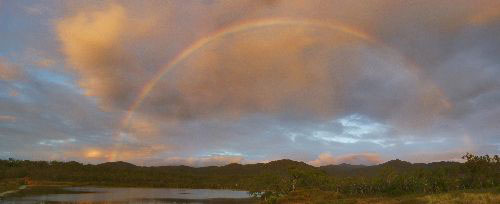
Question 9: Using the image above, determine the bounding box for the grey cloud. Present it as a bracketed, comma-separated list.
[1, 0, 499, 165]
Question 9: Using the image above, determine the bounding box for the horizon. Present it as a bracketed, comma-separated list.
[0, 156, 466, 168]
[1, 1, 500, 167]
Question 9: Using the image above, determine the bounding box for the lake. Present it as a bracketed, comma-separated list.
[2, 187, 257, 203]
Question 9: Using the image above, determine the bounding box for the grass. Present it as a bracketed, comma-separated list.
[416, 189, 500, 204]
[0, 178, 24, 193]
[276, 187, 500, 204]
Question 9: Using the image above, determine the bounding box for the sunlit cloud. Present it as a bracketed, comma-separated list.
[64, 144, 171, 163]
[36, 58, 56, 68]
[0, 115, 16, 122]
[468, 5, 500, 25]
[8, 90, 18, 97]
[0, 57, 22, 80]
[309, 152, 382, 166]
[56, 4, 146, 110]
[161, 155, 245, 167]
[0, 0, 498, 166]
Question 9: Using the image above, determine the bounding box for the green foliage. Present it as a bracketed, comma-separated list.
[275, 188, 500, 204]
[0, 178, 24, 193]
[0, 153, 498, 203]
[461, 153, 499, 189]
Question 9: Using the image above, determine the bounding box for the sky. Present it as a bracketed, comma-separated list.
[0, 0, 499, 167]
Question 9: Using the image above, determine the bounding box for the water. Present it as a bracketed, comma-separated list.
[2, 187, 256, 203]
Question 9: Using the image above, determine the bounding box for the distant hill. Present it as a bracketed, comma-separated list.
[88, 158, 463, 180]
[93, 159, 461, 177]
[319, 159, 461, 177]
[1, 153, 495, 199]
[0, 158, 465, 183]
[96, 161, 137, 169]
[319, 163, 367, 175]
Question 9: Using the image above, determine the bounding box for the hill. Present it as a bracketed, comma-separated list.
[319, 159, 462, 177]
[96, 161, 137, 169]
[0, 153, 498, 202]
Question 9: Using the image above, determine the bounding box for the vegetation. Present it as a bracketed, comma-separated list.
[0, 178, 23, 193]
[0, 153, 498, 203]
[277, 187, 500, 204]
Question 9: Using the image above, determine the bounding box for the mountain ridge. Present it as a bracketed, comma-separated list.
[91, 158, 461, 170]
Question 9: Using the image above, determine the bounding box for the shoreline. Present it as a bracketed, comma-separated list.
[0, 190, 18, 198]
[0, 185, 25, 199]
[0, 184, 253, 200]
[0, 185, 257, 203]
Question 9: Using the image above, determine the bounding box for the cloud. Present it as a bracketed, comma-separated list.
[56, 4, 153, 109]
[49, 143, 171, 164]
[24, 4, 48, 16]
[0, 57, 22, 80]
[309, 152, 382, 166]
[56, 4, 127, 105]
[0, 115, 16, 122]
[468, 5, 500, 25]
[1, 0, 499, 166]
[160, 155, 244, 167]
[131, 17, 449, 132]
[55, 2, 450, 127]
[36, 58, 56, 68]
[9, 90, 18, 97]
[150, 26, 345, 120]
[125, 116, 159, 137]
[38, 138, 76, 146]
[48, 1, 496, 165]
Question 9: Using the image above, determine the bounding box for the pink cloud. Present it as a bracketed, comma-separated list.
[309, 152, 382, 166]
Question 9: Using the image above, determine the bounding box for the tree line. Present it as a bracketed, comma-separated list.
[0, 153, 498, 202]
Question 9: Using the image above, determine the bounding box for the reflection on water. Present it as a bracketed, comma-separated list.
[3, 187, 256, 204]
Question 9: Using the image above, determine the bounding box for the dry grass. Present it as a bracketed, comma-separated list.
[0, 179, 24, 193]
[417, 191, 500, 204]
[277, 188, 500, 204]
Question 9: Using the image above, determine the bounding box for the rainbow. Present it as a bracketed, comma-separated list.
[120, 18, 375, 127]
[115, 17, 451, 142]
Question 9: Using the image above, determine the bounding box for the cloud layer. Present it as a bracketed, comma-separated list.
[0, 0, 499, 166]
